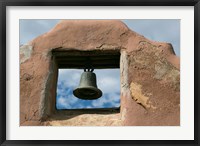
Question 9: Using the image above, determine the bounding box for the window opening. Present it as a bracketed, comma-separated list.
[56, 69, 120, 109]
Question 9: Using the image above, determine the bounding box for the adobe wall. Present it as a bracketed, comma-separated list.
[20, 20, 180, 126]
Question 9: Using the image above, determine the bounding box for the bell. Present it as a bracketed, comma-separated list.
[73, 70, 102, 100]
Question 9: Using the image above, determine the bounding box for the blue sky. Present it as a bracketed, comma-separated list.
[57, 69, 120, 109]
[20, 19, 180, 109]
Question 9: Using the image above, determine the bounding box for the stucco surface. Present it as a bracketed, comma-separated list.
[20, 20, 180, 126]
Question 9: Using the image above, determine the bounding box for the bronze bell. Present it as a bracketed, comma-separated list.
[73, 68, 102, 100]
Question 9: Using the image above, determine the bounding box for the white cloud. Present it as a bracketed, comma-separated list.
[58, 69, 82, 88]
[97, 76, 120, 94]
[92, 93, 120, 107]
[95, 69, 120, 94]
[57, 95, 78, 109]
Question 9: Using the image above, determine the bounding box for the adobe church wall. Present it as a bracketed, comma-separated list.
[20, 20, 180, 126]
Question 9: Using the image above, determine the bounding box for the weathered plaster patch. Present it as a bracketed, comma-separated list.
[164, 69, 180, 82]
[131, 41, 180, 90]
[154, 59, 180, 90]
[154, 60, 170, 79]
[163, 69, 180, 90]
[20, 45, 33, 63]
[130, 82, 156, 109]
[121, 108, 127, 121]
[96, 44, 120, 50]
[137, 41, 159, 54]
[39, 55, 58, 120]
[120, 51, 129, 90]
